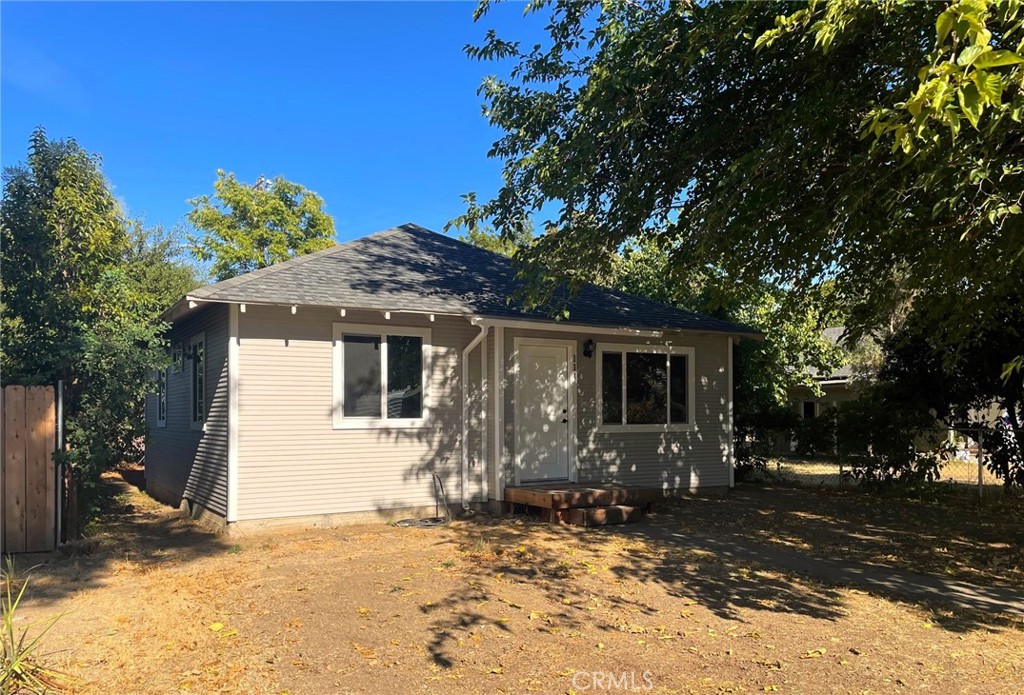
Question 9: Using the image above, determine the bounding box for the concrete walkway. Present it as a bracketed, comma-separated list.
[626, 522, 1024, 618]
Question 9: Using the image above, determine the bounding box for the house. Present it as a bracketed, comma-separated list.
[145, 224, 759, 529]
[787, 327, 861, 421]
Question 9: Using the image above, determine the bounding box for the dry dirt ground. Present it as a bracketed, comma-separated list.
[8, 471, 1024, 695]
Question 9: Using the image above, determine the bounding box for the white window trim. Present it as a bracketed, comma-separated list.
[156, 368, 167, 428]
[171, 343, 183, 374]
[332, 323, 432, 430]
[595, 342, 697, 433]
[189, 332, 206, 432]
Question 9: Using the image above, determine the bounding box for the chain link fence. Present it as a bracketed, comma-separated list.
[758, 426, 1022, 498]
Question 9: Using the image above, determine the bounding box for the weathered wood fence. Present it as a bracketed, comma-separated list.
[1, 385, 58, 553]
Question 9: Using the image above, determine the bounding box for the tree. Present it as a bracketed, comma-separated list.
[464, 0, 1023, 377]
[1, 128, 195, 516]
[447, 192, 535, 257]
[124, 224, 200, 315]
[451, 225, 843, 443]
[1, 127, 131, 385]
[187, 170, 336, 280]
[878, 298, 1024, 485]
[610, 238, 843, 449]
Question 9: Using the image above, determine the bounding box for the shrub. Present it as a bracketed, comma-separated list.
[793, 407, 838, 457]
[985, 422, 1024, 488]
[1, 562, 71, 694]
[834, 387, 942, 486]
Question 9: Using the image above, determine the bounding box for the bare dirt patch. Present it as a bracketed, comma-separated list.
[673, 484, 1024, 591]
[8, 473, 1024, 694]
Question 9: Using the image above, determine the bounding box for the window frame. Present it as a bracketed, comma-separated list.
[595, 342, 696, 433]
[171, 343, 183, 374]
[189, 332, 206, 431]
[332, 323, 432, 430]
[156, 367, 167, 428]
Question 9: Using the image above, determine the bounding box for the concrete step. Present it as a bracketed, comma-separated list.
[555, 505, 644, 527]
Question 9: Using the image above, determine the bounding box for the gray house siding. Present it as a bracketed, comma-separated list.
[499, 327, 732, 494]
[145, 303, 230, 519]
[234, 305, 486, 521]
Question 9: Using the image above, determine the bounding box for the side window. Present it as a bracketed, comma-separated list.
[190, 333, 206, 429]
[333, 324, 431, 428]
[171, 343, 183, 373]
[157, 368, 167, 428]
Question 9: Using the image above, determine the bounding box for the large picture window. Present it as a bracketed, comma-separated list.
[597, 344, 695, 431]
[333, 323, 431, 428]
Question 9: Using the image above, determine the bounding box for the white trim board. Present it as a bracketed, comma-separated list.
[727, 336, 735, 489]
[494, 327, 506, 501]
[227, 304, 239, 522]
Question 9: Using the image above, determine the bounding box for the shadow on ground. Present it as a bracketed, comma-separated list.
[5, 468, 231, 606]
[418, 513, 847, 668]
[417, 485, 1024, 667]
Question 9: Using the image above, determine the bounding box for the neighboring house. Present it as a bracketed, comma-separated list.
[145, 224, 758, 529]
[788, 327, 862, 421]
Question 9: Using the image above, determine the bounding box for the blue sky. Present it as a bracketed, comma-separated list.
[1, 1, 548, 242]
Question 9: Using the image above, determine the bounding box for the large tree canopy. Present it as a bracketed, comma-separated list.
[187, 170, 336, 281]
[1, 128, 132, 384]
[466, 0, 1023, 367]
[1, 127, 198, 514]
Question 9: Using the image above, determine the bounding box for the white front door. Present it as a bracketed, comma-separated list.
[515, 342, 573, 482]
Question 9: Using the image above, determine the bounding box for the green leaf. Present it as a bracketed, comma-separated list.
[972, 70, 1003, 104]
[947, 109, 961, 139]
[936, 9, 955, 44]
[958, 82, 983, 128]
[957, 44, 985, 66]
[973, 49, 1024, 69]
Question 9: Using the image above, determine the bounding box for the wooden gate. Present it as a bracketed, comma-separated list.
[1, 385, 57, 553]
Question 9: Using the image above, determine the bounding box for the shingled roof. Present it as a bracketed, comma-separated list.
[183, 223, 757, 335]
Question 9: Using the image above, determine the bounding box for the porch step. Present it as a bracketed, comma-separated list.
[555, 505, 644, 527]
[505, 485, 660, 509]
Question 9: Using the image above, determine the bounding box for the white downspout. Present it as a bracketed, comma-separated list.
[461, 320, 489, 510]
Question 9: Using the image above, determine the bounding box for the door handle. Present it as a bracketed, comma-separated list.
[561, 417, 568, 423]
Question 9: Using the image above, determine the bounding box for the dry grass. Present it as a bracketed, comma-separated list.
[8, 472, 1024, 694]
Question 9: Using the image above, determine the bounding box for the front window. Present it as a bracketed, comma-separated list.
[190, 333, 205, 429]
[598, 344, 694, 430]
[333, 324, 430, 428]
